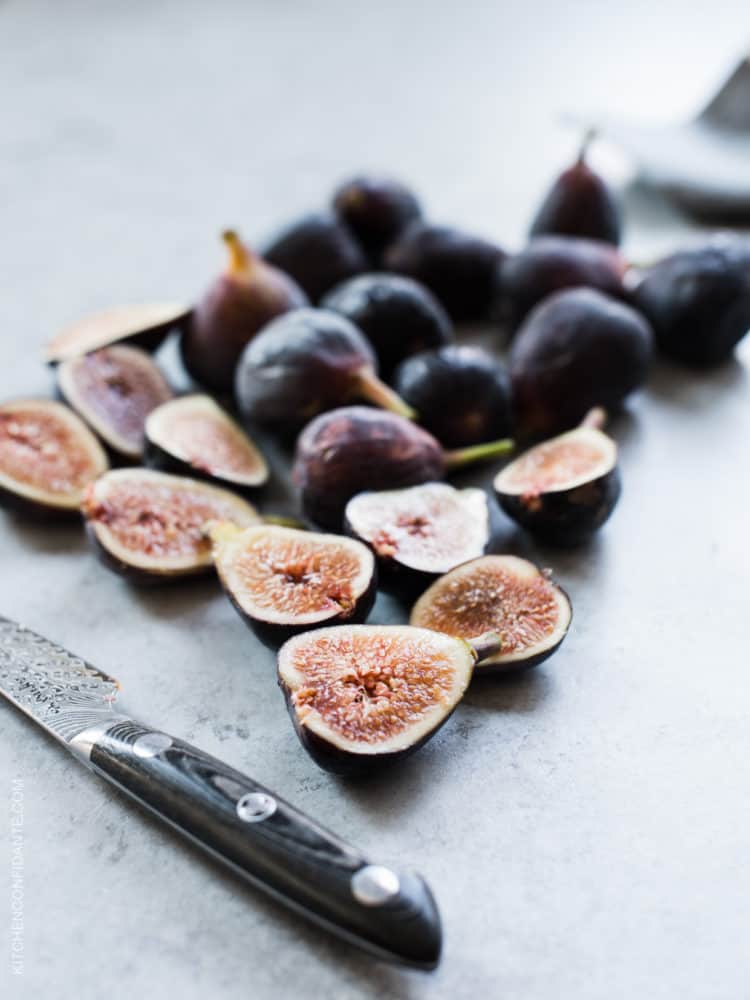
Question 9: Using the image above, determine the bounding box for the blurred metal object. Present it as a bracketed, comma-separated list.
[572, 56, 750, 222]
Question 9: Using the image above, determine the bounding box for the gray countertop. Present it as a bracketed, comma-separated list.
[1, 2, 749, 998]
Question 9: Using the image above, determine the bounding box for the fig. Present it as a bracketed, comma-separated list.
[144, 394, 268, 489]
[81, 468, 260, 582]
[207, 522, 376, 645]
[392, 345, 512, 448]
[293, 406, 514, 530]
[383, 222, 505, 322]
[234, 308, 415, 434]
[331, 175, 422, 262]
[321, 274, 453, 379]
[277, 624, 501, 774]
[45, 302, 190, 364]
[57, 345, 173, 459]
[529, 133, 622, 246]
[0, 399, 109, 516]
[497, 236, 628, 331]
[493, 409, 620, 545]
[410, 555, 572, 675]
[263, 212, 368, 302]
[180, 230, 307, 392]
[345, 482, 490, 586]
[632, 240, 750, 367]
[510, 288, 653, 436]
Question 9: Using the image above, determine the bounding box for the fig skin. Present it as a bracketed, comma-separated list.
[510, 288, 653, 437]
[321, 273, 454, 379]
[180, 230, 307, 393]
[234, 308, 414, 435]
[383, 222, 506, 322]
[293, 407, 445, 531]
[496, 236, 628, 331]
[143, 395, 268, 491]
[393, 345, 513, 448]
[529, 136, 622, 246]
[631, 240, 750, 367]
[0, 399, 109, 519]
[263, 212, 368, 303]
[331, 175, 422, 262]
[208, 523, 377, 648]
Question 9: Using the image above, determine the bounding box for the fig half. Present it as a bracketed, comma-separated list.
[278, 625, 500, 775]
[0, 399, 109, 516]
[293, 406, 514, 530]
[57, 345, 173, 459]
[493, 409, 620, 545]
[345, 482, 490, 585]
[82, 468, 260, 582]
[410, 555, 571, 675]
[145, 395, 268, 489]
[45, 302, 190, 364]
[207, 522, 376, 645]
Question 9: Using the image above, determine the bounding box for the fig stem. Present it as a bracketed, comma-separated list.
[580, 407, 607, 431]
[577, 127, 597, 164]
[352, 367, 417, 420]
[469, 632, 503, 663]
[443, 438, 514, 470]
[222, 229, 254, 277]
[263, 514, 308, 530]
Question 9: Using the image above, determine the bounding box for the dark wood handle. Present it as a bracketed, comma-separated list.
[86, 719, 441, 969]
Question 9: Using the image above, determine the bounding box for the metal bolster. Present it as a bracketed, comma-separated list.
[68, 715, 131, 762]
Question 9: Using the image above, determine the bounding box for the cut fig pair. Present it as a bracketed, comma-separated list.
[279, 553, 571, 776]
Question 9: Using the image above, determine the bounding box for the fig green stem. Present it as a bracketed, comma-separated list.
[222, 229, 254, 277]
[580, 407, 607, 431]
[353, 367, 417, 420]
[577, 127, 597, 164]
[469, 632, 502, 663]
[263, 514, 308, 530]
[443, 438, 514, 470]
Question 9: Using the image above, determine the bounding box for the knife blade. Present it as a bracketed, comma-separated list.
[0, 616, 441, 969]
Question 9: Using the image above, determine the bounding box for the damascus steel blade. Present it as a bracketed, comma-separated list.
[0, 617, 120, 743]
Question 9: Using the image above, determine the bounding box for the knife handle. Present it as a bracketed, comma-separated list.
[70, 718, 441, 969]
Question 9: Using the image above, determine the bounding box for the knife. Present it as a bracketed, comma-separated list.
[0, 616, 441, 969]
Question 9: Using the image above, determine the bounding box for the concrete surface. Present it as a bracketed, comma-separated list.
[1, 2, 749, 998]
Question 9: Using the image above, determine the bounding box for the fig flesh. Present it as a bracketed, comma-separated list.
[332, 175, 422, 262]
[493, 409, 620, 545]
[529, 135, 622, 246]
[345, 482, 490, 583]
[278, 625, 498, 774]
[0, 399, 109, 516]
[57, 345, 173, 459]
[207, 522, 376, 645]
[411, 555, 571, 675]
[321, 273, 453, 379]
[181, 230, 307, 392]
[632, 240, 750, 366]
[293, 406, 514, 530]
[510, 287, 653, 436]
[263, 212, 368, 302]
[234, 308, 415, 434]
[82, 468, 260, 582]
[145, 394, 268, 489]
[384, 222, 505, 322]
[45, 302, 190, 364]
[497, 236, 628, 331]
[392, 345, 512, 447]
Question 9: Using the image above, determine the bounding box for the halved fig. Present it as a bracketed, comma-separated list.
[344, 482, 490, 586]
[57, 345, 173, 459]
[0, 399, 109, 516]
[410, 555, 571, 675]
[278, 625, 500, 774]
[493, 409, 620, 546]
[81, 468, 260, 582]
[207, 522, 376, 645]
[45, 303, 190, 364]
[145, 395, 268, 489]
